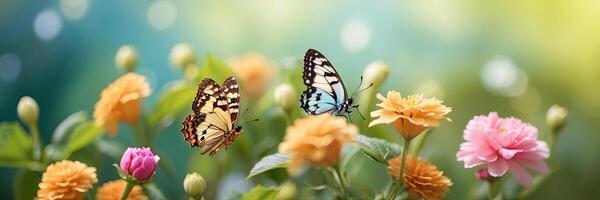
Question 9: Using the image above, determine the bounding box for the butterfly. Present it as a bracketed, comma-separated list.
[300, 49, 371, 119]
[180, 77, 242, 156]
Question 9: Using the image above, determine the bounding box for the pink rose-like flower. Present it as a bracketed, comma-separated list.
[456, 112, 550, 187]
[120, 147, 160, 182]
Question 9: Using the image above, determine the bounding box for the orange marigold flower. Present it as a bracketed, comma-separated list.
[369, 91, 451, 139]
[96, 180, 148, 200]
[94, 72, 151, 135]
[278, 114, 357, 174]
[388, 155, 452, 200]
[228, 52, 276, 100]
[37, 160, 98, 200]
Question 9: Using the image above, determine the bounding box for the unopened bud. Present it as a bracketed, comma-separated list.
[115, 45, 138, 72]
[274, 83, 296, 112]
[183, 172, 206, 199]
[275, 181, 297, 200]
[170, 43, 196, 70]
[17, 96, 39, 126]
[475, 168, 490, 180]
[362, 60, 389, 87]
[546, 104, 568, 133]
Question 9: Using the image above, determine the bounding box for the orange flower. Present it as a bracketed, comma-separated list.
[94, 72, 150, 135]
[37, 160, 98, 200]
[96, 180, 147, 200]
[369, 91, 451, 139]
[388, 155, 452, 200]
[228, 52, 276, 100]
[278, 114, 357, 174]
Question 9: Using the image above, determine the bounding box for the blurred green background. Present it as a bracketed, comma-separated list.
[1, 0, 599, 199]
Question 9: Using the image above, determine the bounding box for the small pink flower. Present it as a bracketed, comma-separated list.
[475, 168, 490, 180]
[120, 147, 160, 182]
[456, 112, 549, 187]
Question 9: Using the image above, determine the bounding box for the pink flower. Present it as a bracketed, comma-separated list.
[120, 147, 160, 182]
[475, 168, 491, 180]
[456, 112, 549, 187]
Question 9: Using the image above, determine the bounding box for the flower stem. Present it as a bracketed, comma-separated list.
[332, 166, 349, 199]
[120, 182, 135, 200]
[30, 124, 42, 162]
[390, 137, 412, 200]
[488, 178, 503, 200]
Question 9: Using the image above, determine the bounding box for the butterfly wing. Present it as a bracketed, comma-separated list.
[300, 49, 347, 114]
[221, 77, 241, 126]
[182, 78, 221, 147]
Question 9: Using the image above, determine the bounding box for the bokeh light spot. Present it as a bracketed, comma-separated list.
[34, 9, 63, 41]
[148, 1, 177, 30]
[0, 53, 22, 83]
[340, 18, 371, 53]
[481, 55, 528, 97]
[59, 0, 89, 21]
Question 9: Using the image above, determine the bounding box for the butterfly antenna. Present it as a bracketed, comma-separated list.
[238, 108, 250, 121]
[240, 118, 259, 125]
[351, 76, 365, 97]
[351, 76, 374, 98]
[356, 106, 367, 120]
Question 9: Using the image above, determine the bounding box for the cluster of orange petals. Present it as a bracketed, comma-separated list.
[388, 155, 452, 200]
[94, 72, 150, 135]
[37, 160, 98, 200]
[369, 91, 451, 138]
[228, 52, 276, 100]
[278, 114, 357, 174]
[96, 180, 147, 200]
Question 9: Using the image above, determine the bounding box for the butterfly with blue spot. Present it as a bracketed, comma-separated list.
[299, 49, 372, 119]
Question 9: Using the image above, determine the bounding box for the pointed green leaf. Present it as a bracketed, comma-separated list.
[246, 153, 290, 180]
[0, 122, 33, 169]
[147, 82, 196, 127]
[241, 185, 279, 200]
[52, 111, 88, 144]
[354, 134, 401, 164]
[63, 122, 102, 159]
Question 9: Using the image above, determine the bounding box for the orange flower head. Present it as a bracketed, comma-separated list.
[388, 155, 452, 200]
[94, 72, 151, 135]
[96, 180, 148, 200]
[37, 160, 98, 200]
[228, 52, 276, 100]
[278, 114, 357, 174]
[369, 91, 451, 138]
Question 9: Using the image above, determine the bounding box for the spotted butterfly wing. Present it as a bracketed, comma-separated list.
[181, 77, 242, 156]
[300, 49, 349, 115]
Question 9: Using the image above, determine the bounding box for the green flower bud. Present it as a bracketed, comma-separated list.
[362, 60, 389, 87]
[115, 45, 138, 72]
[275, 181, 297, 200]
[546, 104, 568, 133]
[17, 96, 39, 126]
[183, 172, 206, 199]
[274, 83, 296, 112]
[170, 43, 196, 70]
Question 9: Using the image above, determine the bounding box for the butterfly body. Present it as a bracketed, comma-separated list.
[300, 49, 361, 118]
[180, 77, 242, 156]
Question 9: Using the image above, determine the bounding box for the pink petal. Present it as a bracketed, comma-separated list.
[488, 159, 509, 177]
[499, 148, 523, 159]
[132, 156, 157, 181]
[508, 160, 534, 187]
[120, 148, 134, 174]
[129, 156, 143, 174]
[517, 158, 549, 174]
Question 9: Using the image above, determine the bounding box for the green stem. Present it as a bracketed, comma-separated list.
[390, 138, 412, 200]
[30, 124, 42, 162]
[332, 166, 349, 199]
[120, 182, 135, 200]
[488, 178, 503, 200]
[385, 182, 400, 200]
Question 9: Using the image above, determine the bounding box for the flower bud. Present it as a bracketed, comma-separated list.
[119, 147, 160, 182]
[362, 60, 389, 87]
[275, 181, 297, 200]
[274, 83, 296, 112]
[115, 45, 138, 72]
[183, 172, 206, 199]
[184, 64, 200, 81]
[170, 43, 196, 70]
[546, 104, 567, 132]
[17, 96, 39, 126]
[475, 168, 490, 180]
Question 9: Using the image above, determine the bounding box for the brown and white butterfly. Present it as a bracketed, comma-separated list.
[180, 77, 242, 156]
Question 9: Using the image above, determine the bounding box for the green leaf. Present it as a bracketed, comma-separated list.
[197, 54, 235, 82]
[340, 144, 360, 168]
[354, 134, 401, 164]
[240, 185, 279, 200]
[95, 140, 124, 160]
[0, 122, 34, 169]
[246, 153, 290, 180]
[14, 169, 40, 200]
[63, 122, 102, 159]
[147, 82, 197, 127]
[52, 111, 88, 144]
